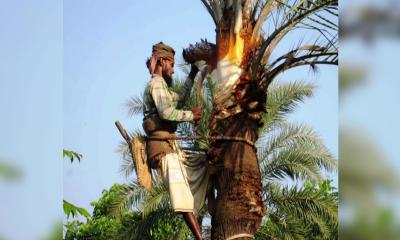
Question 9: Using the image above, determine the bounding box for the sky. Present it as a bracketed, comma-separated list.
[1, 1, 337, 239]
[0, 0, 62, 239]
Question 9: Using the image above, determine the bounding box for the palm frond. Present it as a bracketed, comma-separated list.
[251, 0, 338, 80]
[259, 124, 337, 182]
[261, 81, 314, 131]
[258, 180, 338, 239]
[210, 0, 223, 24]
[256, 210, 308, 240]
[63, 149, 82, 163]
[140, 182, 170, 217]
[268, 44, 336, 69]
[63, 200, 91, 220]
[262, 41, 338, 86]
[251, 0, 280, 44]
[119, 207, 181, 240]
[243, 0, 254, 20]
[125, 95, 144, 116]
[109, 181, 148, 218]
[265, 184, 337, 233]
[200, 0, 218, 25]
[117, 130, 146, 178]
[251, 0, 264, 21]
[267, 183, 338, 228]
[117, 140, 134, 178]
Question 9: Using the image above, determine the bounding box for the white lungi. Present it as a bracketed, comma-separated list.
[161, 141, 209, 215]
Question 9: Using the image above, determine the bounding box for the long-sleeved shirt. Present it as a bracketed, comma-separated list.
[143, 74, 194, 122]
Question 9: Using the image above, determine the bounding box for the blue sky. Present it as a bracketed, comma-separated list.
[0, 0, 62, 239]
[0, 1, 337, 239]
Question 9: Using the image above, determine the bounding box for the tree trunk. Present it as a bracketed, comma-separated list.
[184, 2, 268, 238]
[209, 116, 266, 239]
[207, 3, 267, 239]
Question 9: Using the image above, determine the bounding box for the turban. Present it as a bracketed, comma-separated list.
[152, 42, 175, 62]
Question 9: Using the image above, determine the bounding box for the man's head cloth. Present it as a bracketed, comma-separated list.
[152, 42, 175, 62]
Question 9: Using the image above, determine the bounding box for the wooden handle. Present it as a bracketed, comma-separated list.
[115, 121, 131, 143]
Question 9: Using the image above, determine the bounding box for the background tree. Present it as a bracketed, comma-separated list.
[63, 149, 91, 223]
[63, 183, 191, 240]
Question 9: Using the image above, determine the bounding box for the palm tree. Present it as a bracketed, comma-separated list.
[116, 79, 337, 239]
[180, 0, 338, 238]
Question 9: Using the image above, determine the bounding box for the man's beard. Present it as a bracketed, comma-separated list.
[162, 70, 173, 87]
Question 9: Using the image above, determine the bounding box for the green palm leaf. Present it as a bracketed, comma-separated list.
[265, 182, 338, 237]
[261, 81, 314, 132]
[63, 149, 82, 163]
[63, 200, 91, 221]
[259, 123, 336, 183]
[125, 95, 144, 116]
[140, 182, 170, 217]
[109, 181, 148, 218]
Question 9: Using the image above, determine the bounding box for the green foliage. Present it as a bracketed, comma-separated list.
[119, 208, 190, 240]
[340, 208, 400, 240]
[259, 123, 337, 183]
[63, 149, 82, 163]
[253, 82, 338, 240]
[63, 149, 90, 225]
[64, 183, 190, 240]
[41, 222, 63, 240]
[64, 217, 121, 240]
[63, 200, 91, 220]
[0, 162, 22, 181]
[109, 182, 192, 240]
[339, 65, 367, 93]
[91, 184, 127, 219]
[261, 81, 314, 132]
[64, 184, 130, 240]
[256, 179, 338, 240]
[125, 95, 144, 116]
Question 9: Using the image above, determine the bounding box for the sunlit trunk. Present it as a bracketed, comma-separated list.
[207, 2, 267, 239]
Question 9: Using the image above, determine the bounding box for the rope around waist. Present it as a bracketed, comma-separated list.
[146, 135, 256, 148]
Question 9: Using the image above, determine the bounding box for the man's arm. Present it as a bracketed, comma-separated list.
[151, 77, 194, 122]
[173, 65, 199, 102]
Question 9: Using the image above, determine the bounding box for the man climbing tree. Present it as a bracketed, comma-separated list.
[142, 42, 209, 240]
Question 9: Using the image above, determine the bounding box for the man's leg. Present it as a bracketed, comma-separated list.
[181, 212, 203, 240]
[162, 152, 203, 239]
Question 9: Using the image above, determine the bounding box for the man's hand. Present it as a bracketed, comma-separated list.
[192, 107, 202, 122]
[149, 56, 158, 74]
[190, 64, 199, 73]
[189, 64, 199, 81]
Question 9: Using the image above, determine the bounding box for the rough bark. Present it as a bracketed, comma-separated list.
[208, 115, 266, 239]
[208, 5, 267, 238]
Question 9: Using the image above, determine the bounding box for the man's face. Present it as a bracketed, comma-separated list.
[161, 59, 174, 82]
